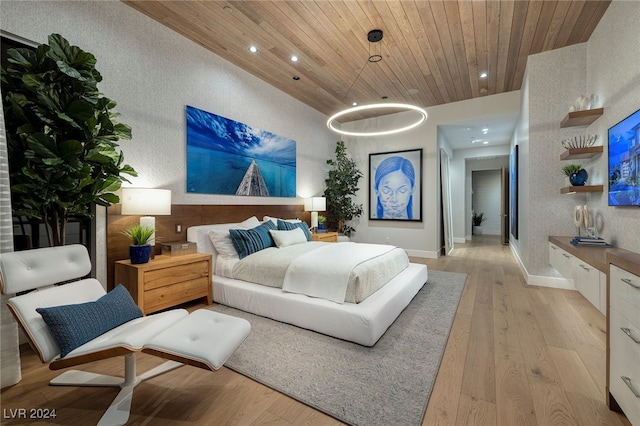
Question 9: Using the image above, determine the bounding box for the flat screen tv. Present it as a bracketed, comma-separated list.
[608, 108, 640, 206]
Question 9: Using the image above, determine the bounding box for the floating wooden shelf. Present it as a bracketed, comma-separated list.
[560, 185, 603, 194]
[561, 107, 604, 128]
[560, 146, 604, 160]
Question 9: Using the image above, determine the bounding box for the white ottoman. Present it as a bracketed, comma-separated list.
[143, 309, 251, 371]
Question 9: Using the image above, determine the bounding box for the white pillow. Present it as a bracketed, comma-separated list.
[263, 215, 301, 226]
[269, 228, 308, 248]
[207, 216, 261, 259]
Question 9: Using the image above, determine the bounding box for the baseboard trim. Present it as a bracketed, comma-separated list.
[510, 245, 576, 290]
[453, 237, 466, 244]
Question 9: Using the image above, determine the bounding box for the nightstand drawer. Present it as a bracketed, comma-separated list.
[311, 232, 338, 243]
[144, 261, 209, 291]
[144, 277, 211, 313]
[114, 253, 212, 314]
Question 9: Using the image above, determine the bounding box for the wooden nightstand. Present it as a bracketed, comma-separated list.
[114, 252, 212, 315]
[311, 231, 339, 243]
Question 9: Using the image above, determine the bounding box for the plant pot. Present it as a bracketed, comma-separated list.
[472, 226, 484, 235]
[318, 223, 325, 231]
[569, 169, 588, 186]
[129, 244, 152, 264]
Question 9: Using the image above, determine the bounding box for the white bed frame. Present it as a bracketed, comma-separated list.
[188, 224, 428, 346]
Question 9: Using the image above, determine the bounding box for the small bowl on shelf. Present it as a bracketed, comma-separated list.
[561, 135, 597, 149]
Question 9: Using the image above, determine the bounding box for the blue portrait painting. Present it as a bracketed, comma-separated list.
[186, 106, 296, 197]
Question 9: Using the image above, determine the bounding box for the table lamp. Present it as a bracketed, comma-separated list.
[121, 188, 172, 246]
[304, 197, 326, 232]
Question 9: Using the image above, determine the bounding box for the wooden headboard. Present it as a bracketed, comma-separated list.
[107, 204, 310, 289]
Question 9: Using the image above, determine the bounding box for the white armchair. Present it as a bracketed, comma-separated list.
[0, 244, 250, 426]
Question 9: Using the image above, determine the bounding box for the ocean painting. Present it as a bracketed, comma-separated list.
[186, 105, 296, 197]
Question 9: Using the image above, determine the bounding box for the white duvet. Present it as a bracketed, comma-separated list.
[282, 243, 395, 303]
[227, 242, 409, 303]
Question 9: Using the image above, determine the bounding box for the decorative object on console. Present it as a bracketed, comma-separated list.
[304, 197, 326, 232]
[186, 105, 296, 197]
[369, 148, 423, 222]
[121, 188, 172, 248]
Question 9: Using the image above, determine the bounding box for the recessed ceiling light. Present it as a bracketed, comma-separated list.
[291, 55, 298, 62]
[292, 76, 300, 80]
[482, 128, 489, 134]
[249, 46, 258, 53]
[483, 141, 489, 145]
[352, 102, 358, 106]
[480, 72, 488, 78]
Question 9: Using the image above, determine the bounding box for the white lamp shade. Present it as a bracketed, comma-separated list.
[304, 197, 326, 212]
[121, 188, 172, 216]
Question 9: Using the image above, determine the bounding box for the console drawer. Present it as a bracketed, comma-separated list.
[609, 308, 640, 426]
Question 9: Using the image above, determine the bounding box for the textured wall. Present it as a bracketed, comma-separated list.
[585, 0, 640, 252]
[1, 1, 335, 204]
[517, 0, 640, 279]
[2, 1, 336, 281]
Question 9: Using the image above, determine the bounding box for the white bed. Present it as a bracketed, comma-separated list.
[187, 222, 427, 346]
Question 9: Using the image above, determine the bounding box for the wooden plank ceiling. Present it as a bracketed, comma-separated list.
[124, 0, 610, 121]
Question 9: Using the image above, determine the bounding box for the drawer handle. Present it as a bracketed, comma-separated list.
[562, 253, 571, 259]
[621, 327, 640, 344]
[580, 264, 590, 271]
[551, 246, 557, 250]
[621, 376, 640, 398]
[621, 278, 640, 289]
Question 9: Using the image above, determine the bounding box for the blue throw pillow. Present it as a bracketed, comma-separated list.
[36, 284, 143, 358]
[277, 219, 312, 241]
[229, 220, 276, 259]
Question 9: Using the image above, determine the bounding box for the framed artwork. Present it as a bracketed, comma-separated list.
[186, 105, 296, 197]
[369, 148, 422, 221]
[510, 145, 518, 239]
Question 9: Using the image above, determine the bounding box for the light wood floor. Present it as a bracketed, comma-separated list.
[1, 236, 631, 425]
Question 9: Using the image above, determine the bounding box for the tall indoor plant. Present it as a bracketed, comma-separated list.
[1, 33, 136, 246]
[323, 141, 363, 237]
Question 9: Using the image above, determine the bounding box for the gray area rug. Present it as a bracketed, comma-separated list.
[210, 269, 467, 426]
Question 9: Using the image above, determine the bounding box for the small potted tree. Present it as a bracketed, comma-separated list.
[123, 225, 154, 264]
[472, 212, 486, 235]
[323, 141, 364, 237]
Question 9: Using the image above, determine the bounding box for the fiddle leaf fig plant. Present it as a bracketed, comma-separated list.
[1, 33, 137, 246]
[323, 141, 363, 237]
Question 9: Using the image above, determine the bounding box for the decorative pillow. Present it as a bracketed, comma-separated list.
[263, 216, 301, 226]
[229, 220, 276, 259]
[269, 228, 308, 248]
[277, 219, 312, 241]
[207, 216, 261, 259]
[36, 285, 142, 358]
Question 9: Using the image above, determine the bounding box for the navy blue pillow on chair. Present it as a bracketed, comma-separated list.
[36, 284, 143, 358]
[277, 219, 312, 241]
[229, 220, 276, 259]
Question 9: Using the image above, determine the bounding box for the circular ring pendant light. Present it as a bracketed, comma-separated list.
[327, 103, 428, 137]
[327, 29, 428, 137]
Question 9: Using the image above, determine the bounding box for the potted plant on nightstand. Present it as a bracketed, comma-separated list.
[317, 215, 327, 232]
[123, 224, 154, 264]
[472, 212, 486, 235]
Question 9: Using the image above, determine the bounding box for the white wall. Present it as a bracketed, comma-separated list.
[2, 1, 336, 282]
[513, 0, 640, 283]
[341, 91, 520, 257]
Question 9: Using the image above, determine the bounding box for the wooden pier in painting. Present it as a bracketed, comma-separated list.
[236, 159, 269, 196]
